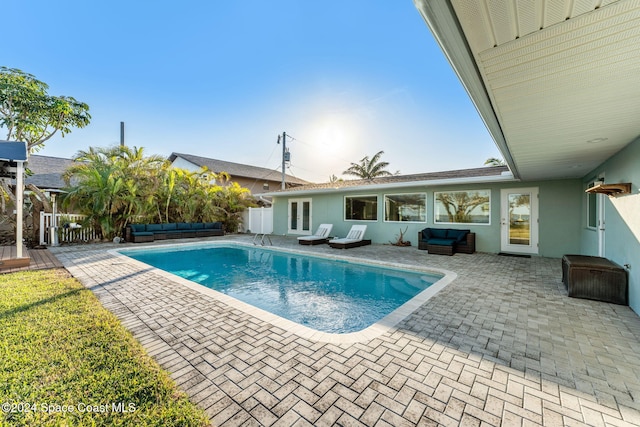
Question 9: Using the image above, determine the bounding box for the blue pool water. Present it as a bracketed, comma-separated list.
[120, 244, 441, 333]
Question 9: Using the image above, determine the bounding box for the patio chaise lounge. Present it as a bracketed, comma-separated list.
[297, 224, 333, 245]
[328, 225, 371, 249]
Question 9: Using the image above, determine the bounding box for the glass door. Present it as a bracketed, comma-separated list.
[288, 198, 312, 235]
[500, 188, 539, 254]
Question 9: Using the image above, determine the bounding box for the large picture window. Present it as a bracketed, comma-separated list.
[345, 195, 378, 221]
[434, 190, 490, 224]
[384, 193, 426, 222]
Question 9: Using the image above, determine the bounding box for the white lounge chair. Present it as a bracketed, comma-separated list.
[297, 224, 333, 245]
[328, 225, 371, 249]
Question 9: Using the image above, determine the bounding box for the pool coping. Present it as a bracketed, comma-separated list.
[108, 240, 457, 344]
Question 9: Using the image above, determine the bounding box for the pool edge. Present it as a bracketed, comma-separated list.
[108, 240, 457, 344]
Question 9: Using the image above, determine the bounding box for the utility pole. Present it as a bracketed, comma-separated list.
[120, 122, 125, 147]
[278, 131, 289, 190]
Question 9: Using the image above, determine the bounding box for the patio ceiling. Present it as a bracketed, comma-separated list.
[415, 0, 640, 180]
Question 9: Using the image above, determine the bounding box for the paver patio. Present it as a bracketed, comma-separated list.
[50, 236, 640, 426]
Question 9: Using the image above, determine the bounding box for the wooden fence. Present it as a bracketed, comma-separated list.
[39, 212, 99, 245]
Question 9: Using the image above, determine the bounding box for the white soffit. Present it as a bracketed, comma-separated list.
[449, 0, 640, 180]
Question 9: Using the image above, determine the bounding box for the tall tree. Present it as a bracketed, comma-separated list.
[0, 67, 91, 152]
[342, 150, 398, 179]
[0, 67, 90, 243]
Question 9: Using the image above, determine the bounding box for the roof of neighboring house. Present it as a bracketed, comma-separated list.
[25, 155, 75, 190]
[169, 152, 309, 186]
[263, 165, 513, 196]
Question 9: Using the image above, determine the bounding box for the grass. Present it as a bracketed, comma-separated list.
[0, 269, 209, 427]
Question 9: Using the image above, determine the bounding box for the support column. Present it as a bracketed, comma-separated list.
[16, 161, 24, 258]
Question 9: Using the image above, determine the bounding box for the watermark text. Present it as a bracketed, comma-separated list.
[2, 401, 137, 414]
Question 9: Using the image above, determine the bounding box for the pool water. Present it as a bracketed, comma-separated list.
[121, 245, 442, 333]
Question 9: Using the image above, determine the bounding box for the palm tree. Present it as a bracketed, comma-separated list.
[342, 150, 398, 179]
[61, 145, 167, 239]
[484, 157, 506, 166]
[61, 145, 257, 237]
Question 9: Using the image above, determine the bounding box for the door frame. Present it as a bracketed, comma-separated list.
[500, 187, 539, 254]
[287, 198, 312, 235]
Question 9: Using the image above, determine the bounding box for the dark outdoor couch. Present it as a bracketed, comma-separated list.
[418, 228, 475, 256]
[128, 222, 224, 243]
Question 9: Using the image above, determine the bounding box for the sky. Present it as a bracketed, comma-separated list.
[4, 1, 501, 183]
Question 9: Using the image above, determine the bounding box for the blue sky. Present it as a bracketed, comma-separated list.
[4, 1, 500, 182]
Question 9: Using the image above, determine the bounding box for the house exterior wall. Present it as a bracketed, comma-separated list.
[581, 137, 640, 313]
[170, 156, 201, 172]
[227, 177, 281, 195]
[272, 179, 582, 258]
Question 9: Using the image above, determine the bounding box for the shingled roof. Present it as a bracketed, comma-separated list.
[264, 165, 513, 195]
[25, 155, 76, 190]
[169, 152, 309, 186]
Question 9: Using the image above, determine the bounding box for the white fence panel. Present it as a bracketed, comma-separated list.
[39, 212, 99, 245]
[241, 207, 273, 234]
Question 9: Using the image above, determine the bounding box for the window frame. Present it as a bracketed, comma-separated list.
[344, 194, 379, 222]
[383, 192, 427, 223]
[433, 189, 491, 225]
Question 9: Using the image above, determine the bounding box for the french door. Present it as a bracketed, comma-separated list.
[288, 198, 312, 235]
[500, 188, 539, 254]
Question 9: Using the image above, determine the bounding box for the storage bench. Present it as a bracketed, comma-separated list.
[561, 255, 628, 305]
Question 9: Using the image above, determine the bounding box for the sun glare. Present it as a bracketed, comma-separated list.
[309, 116, 357, 154]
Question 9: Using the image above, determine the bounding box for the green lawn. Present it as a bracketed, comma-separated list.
[0, 269, 209, 427]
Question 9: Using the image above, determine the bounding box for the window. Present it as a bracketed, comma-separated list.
[263, 182, 269, 191]
[587, 186, 597, 229]
[384, 193, 426, 222]
[434, 190, 490, 224]
[345, 195, 378, 221]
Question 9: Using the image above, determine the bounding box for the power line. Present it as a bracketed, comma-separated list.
[245, 138, 284, 192]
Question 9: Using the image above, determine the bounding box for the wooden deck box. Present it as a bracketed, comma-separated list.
[562, 255, 628, 305]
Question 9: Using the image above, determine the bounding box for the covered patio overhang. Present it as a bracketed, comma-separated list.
[414, 0, 640, 181]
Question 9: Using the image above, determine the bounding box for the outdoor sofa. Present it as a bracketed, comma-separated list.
[418, 227, 475, 256]
[128, 222, 224, 243]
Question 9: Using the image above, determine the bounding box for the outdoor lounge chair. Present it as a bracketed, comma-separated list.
[328, 225, 371, 249]
[297, 224, 333, 245]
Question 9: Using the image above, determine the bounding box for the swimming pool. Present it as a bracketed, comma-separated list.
[118, 242, 454, 340]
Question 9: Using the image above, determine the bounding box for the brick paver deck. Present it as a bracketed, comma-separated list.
[51, 236, 640, 426]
